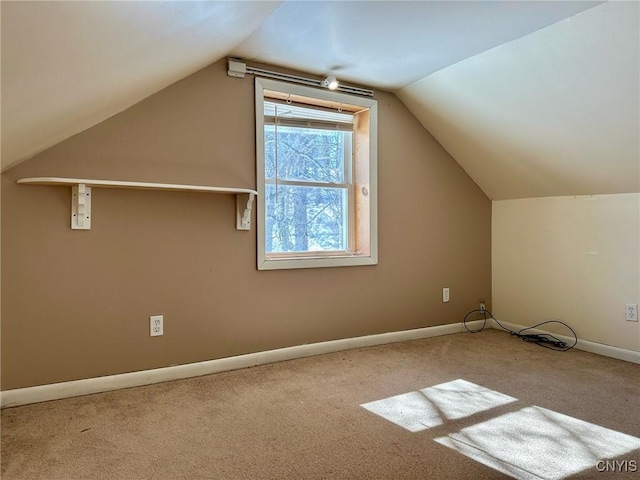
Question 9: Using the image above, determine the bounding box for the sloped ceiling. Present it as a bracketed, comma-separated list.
[232, 0, 602, 90]
[2, 1, 637, 201]
[0, 1, 280, 171]
[398, 1, 640, 200]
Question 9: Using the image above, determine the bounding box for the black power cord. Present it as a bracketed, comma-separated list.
[463, 308, 578, 352]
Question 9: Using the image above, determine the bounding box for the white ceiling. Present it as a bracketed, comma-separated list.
[1, 1, 280, 171]
[233, 0, 603, 89]
[2, 1, 637, 201]
[399, 0, 640, 200]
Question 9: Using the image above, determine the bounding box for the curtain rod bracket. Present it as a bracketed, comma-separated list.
[227, 59, 246, 78]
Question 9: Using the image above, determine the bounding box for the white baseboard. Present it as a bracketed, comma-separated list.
[1, 320, 483, 409]
[5, 318, 635, 409]
[489, 319, 640, 364]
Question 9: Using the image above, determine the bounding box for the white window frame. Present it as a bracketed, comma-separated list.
[255, 78, 378, 270]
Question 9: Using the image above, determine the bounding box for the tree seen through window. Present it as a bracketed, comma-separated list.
[264, 125, 351, 253]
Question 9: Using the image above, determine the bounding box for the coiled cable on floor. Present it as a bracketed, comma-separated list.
[463, 308, 578, 352]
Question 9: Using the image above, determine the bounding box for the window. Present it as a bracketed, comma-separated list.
[255, 78, 378, 270]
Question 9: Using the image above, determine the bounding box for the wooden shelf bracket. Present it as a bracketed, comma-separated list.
[71, 183, 92, 230]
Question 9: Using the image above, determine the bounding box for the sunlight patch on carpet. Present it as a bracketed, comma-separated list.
[435, 406, 640, 480]
[360, 379, 517, 432]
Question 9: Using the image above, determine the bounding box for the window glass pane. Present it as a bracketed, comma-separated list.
[265, 125, 350, 184]
[265, 184, 348, 253]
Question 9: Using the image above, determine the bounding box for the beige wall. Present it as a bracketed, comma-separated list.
[493, 194, 640, 351]
[1, 59, 491, 390]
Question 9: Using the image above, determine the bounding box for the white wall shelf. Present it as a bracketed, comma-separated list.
[17, 177, 257, 230]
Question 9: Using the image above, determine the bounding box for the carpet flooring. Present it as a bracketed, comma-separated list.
[1, 330, 639, 479]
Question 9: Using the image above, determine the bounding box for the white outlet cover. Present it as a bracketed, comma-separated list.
[443, 288, 450, 303]
[625, 304, 638, 322]
[150, 315, 164, 336]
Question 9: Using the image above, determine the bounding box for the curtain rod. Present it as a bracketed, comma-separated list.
[227, 58, 374, 98]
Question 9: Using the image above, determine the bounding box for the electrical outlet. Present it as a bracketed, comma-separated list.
[480, 302, 486, 313]
[442, 287, 450, 303]
[150, 315, 164, 336]
[625, 304, 638, 322]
